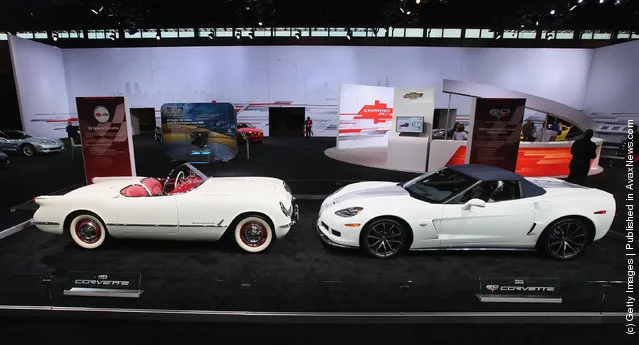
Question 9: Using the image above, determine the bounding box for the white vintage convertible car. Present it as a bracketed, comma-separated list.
[317, 164, 616, 260]
[33, 163, 299, 253]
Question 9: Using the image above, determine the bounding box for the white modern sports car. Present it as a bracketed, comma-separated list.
[33, 163, 299, 253]
[317, 164, 616, 260]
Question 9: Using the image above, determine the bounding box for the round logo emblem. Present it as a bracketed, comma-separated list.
[93, 106, 110, 123]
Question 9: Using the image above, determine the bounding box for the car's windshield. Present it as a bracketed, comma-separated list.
[402, 168, 477, 203]
[238, 123, 255, 129]
[4, 130, 31, 139]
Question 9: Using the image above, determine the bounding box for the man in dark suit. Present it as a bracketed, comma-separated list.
[566, 129, 597, 186]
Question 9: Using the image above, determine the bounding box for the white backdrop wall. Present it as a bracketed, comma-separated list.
[12, 44, 595, 137]
[583, 40, 639, 117]
[9, 36, 71, 138]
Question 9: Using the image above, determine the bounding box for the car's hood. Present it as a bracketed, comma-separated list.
[237, 128, 262, 133]
[200, 176, 282, 196]
[66, 177, 143, 198]
[331, 181, 408, 205]
[25, 137, 63, 146]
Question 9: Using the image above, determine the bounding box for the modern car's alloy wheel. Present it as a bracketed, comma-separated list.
[361, 218, 407, 259]
[21, 144, 35, 157]
[541, 218, 589, 260]
[69, 213, 108, 249]
[234, 215, 273, 253]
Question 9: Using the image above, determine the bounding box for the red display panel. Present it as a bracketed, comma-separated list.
[76, 97, 136, 184]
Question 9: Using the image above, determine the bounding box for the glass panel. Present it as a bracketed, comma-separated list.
[16, 32, 34, 39]
[375, 28, 387, 37]
[405, 28, 424, 38]
[352, 28, 367, 37]
[464, 29, 481, 38]
[518, 30, 537, 39]
[480, 29, 494, 39]
[503, 30, 517, 39]
[106, 31, 118, 39]
[293, 28, 310, 37]
[330, 28, 347, 37]
[0, 33, 7, 40]
[125, 31, 142, 39]
[581, 31, 594, 39]
[443, 28, 462, 38]
[160, 29, 178, 38]
[427, 28, 443, 38]
[392, 28, 405, 37]
[141, 30, 156, 38]
[178, 28, 195, 38]
[312, 28, 329, 37]
[68, 31, 82, 38]
[274, 28, 291, 37]
[556, 31, 574, 39]
[617, 31, 631, 39]
[215, 29, 233, 37]
[57, 31, 70, 39]
[593, 32, 611, 40]
[632, 33, 639, 39]
[34, 32, 48, 39]
[255, 28, 271, 37]
[198, 28, 213, 37]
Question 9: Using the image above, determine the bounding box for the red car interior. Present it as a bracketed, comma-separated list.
[141, 178, 163, 196]
[120, 185, 150, 197]
[168, 175, 204, 195]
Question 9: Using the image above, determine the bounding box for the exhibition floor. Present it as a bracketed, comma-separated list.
[0, 135, 630, 319]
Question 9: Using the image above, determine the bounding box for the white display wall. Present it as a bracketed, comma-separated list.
[10, 37, 602, 137]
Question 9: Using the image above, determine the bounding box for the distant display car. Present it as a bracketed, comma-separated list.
[317, 164, 615, 260]
[0, 150, 9, 167]
[0, 130, 64, 156]
[237, 123, 264, 143]
[33, 163, 299, 253]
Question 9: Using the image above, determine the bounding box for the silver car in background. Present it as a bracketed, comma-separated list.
[0, 130, 65, 157]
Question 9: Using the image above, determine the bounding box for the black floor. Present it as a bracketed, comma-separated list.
[0, 136, 632, 342]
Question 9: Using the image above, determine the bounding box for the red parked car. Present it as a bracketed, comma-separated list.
[236, 123, 264, 143]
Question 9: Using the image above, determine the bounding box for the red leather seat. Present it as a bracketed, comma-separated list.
[120, 185, 150, 197]
[141, 178, 163, 196]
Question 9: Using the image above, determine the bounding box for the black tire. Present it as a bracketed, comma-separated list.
[539, 218, 590, 260]
[360, 218, 408, 259]
[21, 144, 35, 157]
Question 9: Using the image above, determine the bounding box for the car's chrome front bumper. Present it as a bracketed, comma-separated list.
[36, 145, 65, 153]
[316, 218, 356, 249]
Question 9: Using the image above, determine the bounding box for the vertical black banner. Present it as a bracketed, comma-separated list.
[468, 98, 526, 172]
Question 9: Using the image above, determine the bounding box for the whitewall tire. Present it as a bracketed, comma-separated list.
[69, 214, 107, 249]
[234, 215, 273, 253]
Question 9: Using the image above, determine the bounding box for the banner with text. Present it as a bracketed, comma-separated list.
[76, 97, 136, 184]
[338, 84, 394, 149]
[466, 98, 526, 171]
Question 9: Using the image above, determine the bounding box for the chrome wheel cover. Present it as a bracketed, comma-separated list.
[366, 221, 404, 258]
[240, 221, 268, 247]
[548, 220, 587, 259]
[23, 145, 35, 156]
[75, 218, 102, 244]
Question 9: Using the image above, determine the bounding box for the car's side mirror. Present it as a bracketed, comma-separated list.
[461, 198, 487, 210]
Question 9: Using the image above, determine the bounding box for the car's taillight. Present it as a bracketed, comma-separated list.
[594, 210, 606, 214]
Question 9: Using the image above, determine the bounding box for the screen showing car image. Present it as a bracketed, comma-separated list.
[396, 116, 424, 133]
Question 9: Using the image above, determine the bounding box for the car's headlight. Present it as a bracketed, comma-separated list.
[335, 207, 363, 217]
[34, 141, 44, 146]
[280, 202, 291, 217]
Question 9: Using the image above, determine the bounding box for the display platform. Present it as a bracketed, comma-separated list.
[0, 135, 629, 321]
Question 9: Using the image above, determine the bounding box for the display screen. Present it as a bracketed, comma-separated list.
[396, 116, 424, 133]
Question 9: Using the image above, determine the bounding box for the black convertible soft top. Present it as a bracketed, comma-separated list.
[447, 164, 546, 198]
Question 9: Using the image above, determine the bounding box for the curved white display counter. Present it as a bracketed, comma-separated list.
[325, 137, 604, 177]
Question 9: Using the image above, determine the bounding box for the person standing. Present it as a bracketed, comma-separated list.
[453, 124, 468, 140]
[304, 117, 313, 140]
[522, 120, 536, 142]
[566, 129, 597, 186]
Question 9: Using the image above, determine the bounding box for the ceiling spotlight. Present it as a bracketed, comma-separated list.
[400, 8, 405, 13]
[109, 33, 116, 41]
[208, 32, 214, 39]
[91, 9, 98, 14]
[578, 0, 583, 3]
[550, 9, 556, 15]
[245, 6, 250, 10]
[570, 5, 577, 11]
[536, 21, 539, 26]
[546, 33, 554, 40]
[52, 33, 58, 41]
[407, 10, 411, 15]
[521, 24, 525, 28]
[235, 31, 241, 39]
[294, 30, 301, 39]
[346, 29, 353, 40]
[495, 33, 502, 39]
[416, 0, 421, 3]
[248, 31, 255, 39]
[258, 21, 263, 26]
[615, 0, 621, 4]
[599, 0, 604, 3]
[156, 33, 161, 40]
